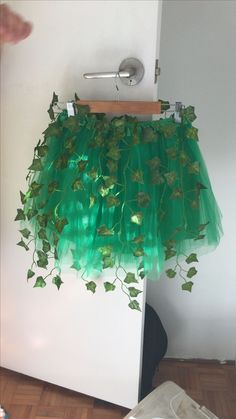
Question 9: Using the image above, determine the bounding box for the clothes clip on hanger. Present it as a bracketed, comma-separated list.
[174, 102, 182, 123]
[67, 101, 76, 116]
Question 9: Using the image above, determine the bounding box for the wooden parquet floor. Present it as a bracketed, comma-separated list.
[0, 360, 235, 419]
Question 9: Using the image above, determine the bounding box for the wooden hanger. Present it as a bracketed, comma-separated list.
[76, 100, 162, 115]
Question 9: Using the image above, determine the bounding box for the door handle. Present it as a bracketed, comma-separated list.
[83, 57, 144, 86]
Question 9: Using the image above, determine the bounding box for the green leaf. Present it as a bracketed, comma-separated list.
[136, 192, 150, 208]
[55, 154, 69, 170]
[146, 157, 161, 170]
[128, 287, 142, 298]
[20, 191, 27, 204]
[106, 159, 118, 173]
[52, 92, 58, 105]
[37, 144, 48, 157]
[182, 281, 194, 292]
[42, 240, 51, 253]
[166, 147, 178, 160]
[133, 247, 145, 257]
[104, 282, 116, 292]
[87, 167, 98, 180]
[187, 267, 197, 278]
[43, 123, 61, 138]
[131, 170, 144, 184]
[131, 235, 144, 244]
[38, 228, 47, 240]
[103, 256, 115, 269]
[53, 233, 59, 246]
[48, 181, 59, 194]
[47, 104, 55, 120]
[37, 251, 48, 269]
[34, 276, 46, 288]
[77, 159, 88, 172]
[151, 173, 165, 185]
[63, 116, 78, 130]
[71, 260, 81, 271]
[27, 269, 35, 279]
[52, 275, 63, 290]
[185, 253, 198, 264]
[99, 246, 112, 257]
[72, 178, 84, 191]
[198, 222, 209, 231]
[161, 124, 177, 138]
[106, 195, 120, 208]
[19, 228, 31, 239]
[15, 209, 25, 221]
[131, 212, 143, 225]
[28, 158, 43, 171]
[97, 225, 114, 236]
[164, 171, 177, 186]
[139, 270, 146, 279]
[55, 217, 68, 233]
[86, 281, 97, 294]
[99, 185, 110, 197]
[164, 239, 176, 249]
[160, 100, 170, 112]
[194, 234, 205, 241]
[128, 300, 141, 311]
[185, 126, 199, 141]
[26, 208, 38, 220]
[124, 272, 138, 284]
[103, 175, 117, 189]
[29, 181, 43, 197]
[89, 195, 96, 208]
[179, 151, 189, 166]
[171, 188, 183, 199]
[143, 127, 156, 143]
[37, 214, 48, 228]
[75, 92, 80, 101]
[188, 161, 200, 175]
[166, 268, 176, 278]
[181, 106, 196, 123]
[138, 261, 144, 271]
[191, 199, 199, 209]
[165, 249, 177, 260]
[107, 147, 121, 161]
[17, 239, 29, 251]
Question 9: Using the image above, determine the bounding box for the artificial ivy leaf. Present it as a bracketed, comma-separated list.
[47, 105, 55, 120]
[48, 181, 59, 194]
[55, 217, 68, 233]
[136, 192, 150, 208]
[186, 126, 199, 141]
[188, 161, 200, 175]
[97, 225, 114, 236]
[166, 268, 176, 278]
[29, 181, 43, 197]
[182, 281, 194, 292]
[187, 267, 197, 278]
[161, 124, 177, 138]
[103, 256, 115, 269]
[131, 235, 144, 244]
[86, 281, 97, 294]
[133, 247, 145, 257]
[36, 251, 48, 269]
[164, 171, 177, 186]
[124, 272, 138, 284]
[146, 157, 160, 170]
[143, 127, 156, 143]
[53, 233, 59, 246]
[107, 147, 121, 161]
[139, 270, 146, 279]
[37, 214, 48, 228]
[37, 144, 48, 157]
[179, 151, 189, 166]
[104, 282, 116, 292]
[55, 154, 69, 170]
[78, 159, 88, 172]
[164, 239, 176, 249]
[74, 92, 80, 101]
[181, 106, 196, 123]
[17, 239, 29, 251]
[166, 147, 178, 159]
[71, 261, 81, 271]
[65, 136, 75, 151]
[89, 195, 96, 208]
[99, 185, 109, 197]
[54, 248, 58, 260]
[106, 159, 118, 173]
[15, 209, 25, 221]
[151, 173, 165, 185]
[194, 234, 205, 241]
[106, 195, 120, 208]
[72, 178, 84, 191]
[128, 287, 142, 298]
[198, 222, 209, 231]
[191, 200, 199, 209]
[19, 228, 31, 239]
[52, 275, 63, 290]
[42, 240, 51, 253]
[38, 228, 47, 240]
[99, 246, 112, 257]
[131, 212, 143, 225]
[128, 300, 141, 312]
[52, 92, 58, 105]
[165, 249, 177, 260]
[87, 167, 98, 180]
[171, 188, 183, 199]
[131, 170, 144, 184]
[103, 175, 117, 189]
[185, 253, 198, 264]
[20, 191, 27, 204]
[34, 276, 46, 288]
[138, 261, 144, 271]
[43, 123, 61, 138]
[160, 100, 170, 112]
[26, 208, 38, 220]
[63, 116, 78, 130]
[27, 269, 35, 280]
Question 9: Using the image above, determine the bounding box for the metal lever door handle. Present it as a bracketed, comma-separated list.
[83, 58, 144, 86]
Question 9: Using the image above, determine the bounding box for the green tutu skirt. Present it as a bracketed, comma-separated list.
[16, 102, 222, 308]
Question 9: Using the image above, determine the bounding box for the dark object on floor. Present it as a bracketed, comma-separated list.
[140, 303, 168, 400]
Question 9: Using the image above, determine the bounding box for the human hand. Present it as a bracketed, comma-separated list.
[0, 3, 32, 44]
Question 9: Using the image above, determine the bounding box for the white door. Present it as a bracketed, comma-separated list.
[0, 0, 162, 408]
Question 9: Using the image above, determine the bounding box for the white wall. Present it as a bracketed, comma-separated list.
[147, 0, 236, 360]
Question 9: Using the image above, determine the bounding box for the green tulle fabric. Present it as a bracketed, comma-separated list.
[16, 102, 222, 306]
